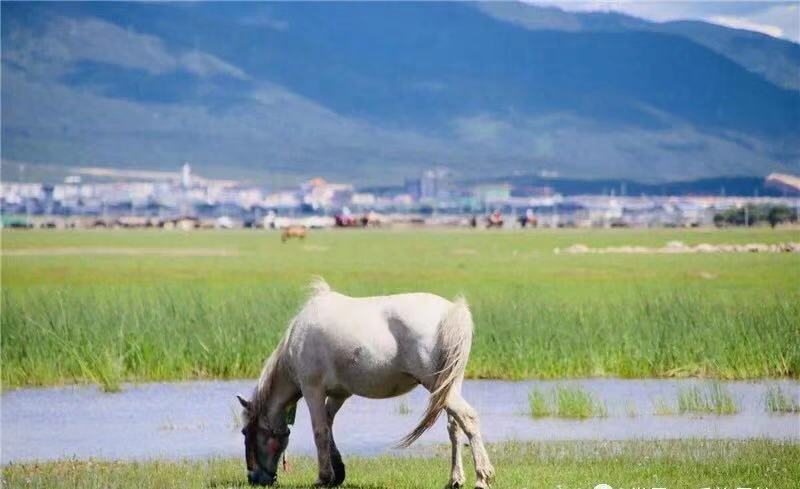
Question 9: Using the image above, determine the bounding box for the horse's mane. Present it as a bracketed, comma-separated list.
[251, 277, 331, 416]
[308, 275, 331, 295]
[251, 336, 290, 416]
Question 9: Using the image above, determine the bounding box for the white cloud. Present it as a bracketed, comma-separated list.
[3, 16, 248, 79]
[710, 15, 784, 38]
[179, 51, 246, 79]
[531, 1, 799, 43]
[725, 3, 800, 42]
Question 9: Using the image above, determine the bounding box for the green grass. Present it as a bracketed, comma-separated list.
[653, 397, 677, 416]
[764, 385, 800, 413]
[2, 228, 799, 388]
[2, 440, 798, 489]
[528, 385, 607, 418]
[677, 382, 739, 415]
[528, 390, 551, 417]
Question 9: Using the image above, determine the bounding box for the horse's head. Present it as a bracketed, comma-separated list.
[237, 395, 290, 486]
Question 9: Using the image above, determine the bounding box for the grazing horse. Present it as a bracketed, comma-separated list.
[486, 211, 503, 229]
[281, 225, 307, 242]
[237, 278, 494, 488]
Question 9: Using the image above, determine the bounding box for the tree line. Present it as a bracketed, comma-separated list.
[714, 204, 797, 228]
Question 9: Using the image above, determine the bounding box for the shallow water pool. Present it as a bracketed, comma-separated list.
[2, 378, 798, 463]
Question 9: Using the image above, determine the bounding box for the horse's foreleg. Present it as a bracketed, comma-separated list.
[305, 389, 335, 486]
[446, 394, 495, 489]
[325, 395, 350, 486]
[447, 414, 466, 488]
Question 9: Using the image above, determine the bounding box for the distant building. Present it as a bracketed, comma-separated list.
[263, 190, 301, 209]
[473, 184, 511, 208]
[181, 163, 192, 189]
[3, 162, 798, 229]
[404, 178, 421, 201]
[351, 193, 376, 207]
[420, 167, 452, 201]
[512, 185, 555, 198]
[300, 178, 354, 209]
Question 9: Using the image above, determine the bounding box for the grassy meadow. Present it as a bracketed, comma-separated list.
[2, 227, 799, 389]
[3, 440, 798, 489]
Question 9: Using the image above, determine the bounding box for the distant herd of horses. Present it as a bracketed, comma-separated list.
[281, 213, 382, 241]
[282, 211, 534, 242]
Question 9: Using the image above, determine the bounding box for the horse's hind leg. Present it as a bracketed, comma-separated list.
[447, 414, 466, 488]
[446, 393, 495, 489]
[326, 395, 350, 486]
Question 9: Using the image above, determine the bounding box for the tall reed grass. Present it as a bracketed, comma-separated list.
[528, 385, 607, 418]
[677, 382, 738, 414]
[2, 286, 798, 389]
[468, 292, 799, 381]
[764, 385, 800, 413]
[3, 228, 798, 388]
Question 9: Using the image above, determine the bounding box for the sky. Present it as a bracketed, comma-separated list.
[534, 1, 800, 42]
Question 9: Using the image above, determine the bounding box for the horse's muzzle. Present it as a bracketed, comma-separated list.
[248, 469, 276, 486]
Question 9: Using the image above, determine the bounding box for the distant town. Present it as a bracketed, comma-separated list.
[2, 164, 799, 229]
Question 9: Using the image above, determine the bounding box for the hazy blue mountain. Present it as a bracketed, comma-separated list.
[2, 1, 798, 185]
[481, 3, 800, 90]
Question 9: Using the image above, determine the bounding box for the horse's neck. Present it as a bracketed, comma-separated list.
[256, 358, 299, 427]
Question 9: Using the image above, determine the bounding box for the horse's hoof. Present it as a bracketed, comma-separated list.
[447, 475, 466, 489]
[331, 450, 345, 486]
[331, 463, 345, 486]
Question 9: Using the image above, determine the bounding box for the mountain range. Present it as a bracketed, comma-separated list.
[2, 1, 798, 185]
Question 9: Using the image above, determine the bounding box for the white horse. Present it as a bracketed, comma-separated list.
[237, 278, 494, 488]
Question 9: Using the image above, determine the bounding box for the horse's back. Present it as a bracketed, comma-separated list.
[289, 291, 452, 398]
[300, 291, 450, 340]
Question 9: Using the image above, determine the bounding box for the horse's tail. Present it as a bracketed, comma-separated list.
[398, 296, 473, 448]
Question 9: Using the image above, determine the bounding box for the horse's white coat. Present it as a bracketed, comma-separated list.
[290, 289, 447, 398]
[244, 278, 494, 488]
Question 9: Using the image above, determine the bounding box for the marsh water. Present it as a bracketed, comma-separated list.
[2, 379, 798, 463]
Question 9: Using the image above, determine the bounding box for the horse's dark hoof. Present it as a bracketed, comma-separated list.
[332, 463, 345, 486]
[331, 451, 346, 486]
[248, 469, 276, 486]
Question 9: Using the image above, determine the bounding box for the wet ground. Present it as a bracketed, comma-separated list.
[2, 379, 798, 463]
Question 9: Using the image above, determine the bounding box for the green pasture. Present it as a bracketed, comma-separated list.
[2, 228, 799, 389]
[3, 440, 798, 489]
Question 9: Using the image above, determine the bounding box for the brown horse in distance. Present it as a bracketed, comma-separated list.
[281, 225, 307, 242]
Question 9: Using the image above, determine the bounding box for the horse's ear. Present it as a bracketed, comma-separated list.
[237, 395, 252, 411]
